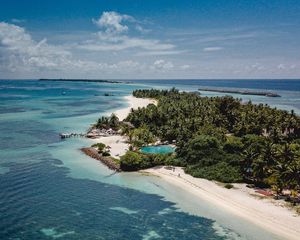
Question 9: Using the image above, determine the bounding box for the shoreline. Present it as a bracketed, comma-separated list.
[89, 95, 157, 159]
[141, 166, 300, 240]
[114, 95, 157, 121]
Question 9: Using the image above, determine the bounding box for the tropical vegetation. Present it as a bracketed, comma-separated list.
[123, 88, 300, 198]
[91, 142, 111, 156]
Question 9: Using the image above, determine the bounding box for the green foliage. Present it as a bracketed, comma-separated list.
[120, 150, 176, 171]
[186, 162, 243, 183]
[120, 151, 143, 171]
[91, 142, 106, 152]
[129, 89, 300, 142]
[95, 113, 120, 130]
[224, 183, 234, 189]
[177, 134, 224, 166]
[128, 125, 156, 147]
[223, 136, 244, 154]
[196, 125, 227, 142]
[132, 87, 179, 99]
[102, 151, 111, 157]
[164, 155, 185, 166]
[124, 89, 300, 191]
[109, 113, 120, 129]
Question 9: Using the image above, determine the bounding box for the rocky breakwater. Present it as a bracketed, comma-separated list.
[81, 147, 121, 171]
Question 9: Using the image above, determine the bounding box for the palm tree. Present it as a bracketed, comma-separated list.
[279, 143, 300, 190]
[109, 113, 119, 129]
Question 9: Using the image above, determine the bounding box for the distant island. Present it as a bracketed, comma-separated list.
[199, 88, 281, 97]
[39, 79, 124, 84]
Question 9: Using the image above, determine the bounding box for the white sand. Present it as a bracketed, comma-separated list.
[91, 95, 156, 159]
[91, 135, 128, 159]
[142, 166, 300, 240]
[115, 95, 157, 121]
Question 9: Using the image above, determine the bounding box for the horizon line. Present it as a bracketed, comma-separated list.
[1, 78, 300, 81]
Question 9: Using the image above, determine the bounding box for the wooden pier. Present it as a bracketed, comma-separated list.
[59, 133, 86, 139]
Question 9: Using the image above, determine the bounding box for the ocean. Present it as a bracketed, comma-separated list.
[0, 79, 299, 240]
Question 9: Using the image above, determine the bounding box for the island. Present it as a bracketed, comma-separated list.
[80, 88, 300, 240]
[198, 88, 281, 97]
[39, 79, 123, 84]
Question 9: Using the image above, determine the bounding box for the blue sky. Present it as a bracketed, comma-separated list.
[0, 0, 300, 79]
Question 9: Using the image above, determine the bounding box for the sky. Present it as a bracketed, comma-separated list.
[0, 0, 300, 79]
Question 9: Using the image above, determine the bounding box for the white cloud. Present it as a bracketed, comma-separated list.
[0, 22, 146, 74]
[245, 63, 265, 72]
[0, 16, 190, 78]
[180, 64, 190, 70]
[0, 22, 72, 72]
[203, 47, 223, 52]
[277, 63, 298, 71]
[151, 59, 174, 71]
[78, 35, 174, 52]
[0, 22, 181, 76]
[95, 60, 145, 72]
[92, 11, 134, 34]
[185, 32, 258, 45]
[78, 11, 177, 53]
[135, 25, 151, 34]
[135, 50, 185, 56]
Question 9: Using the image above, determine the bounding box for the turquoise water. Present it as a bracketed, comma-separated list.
[141, 145, 175, 154]
[1, 79, 299, 239]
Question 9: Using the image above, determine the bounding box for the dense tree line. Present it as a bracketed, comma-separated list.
[125, 89, 300, 196]
[95, 113, 120, 130]
[120, 151, 175, 171]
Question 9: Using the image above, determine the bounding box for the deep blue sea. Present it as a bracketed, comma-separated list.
[1, 79, 299, 240]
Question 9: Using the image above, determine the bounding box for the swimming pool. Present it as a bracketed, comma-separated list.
[140, 145, 175, 154]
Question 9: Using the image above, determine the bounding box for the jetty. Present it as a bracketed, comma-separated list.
[198, 88, 281, 97]
[59, 133, 86, 139]
[60, 128, 119, 139]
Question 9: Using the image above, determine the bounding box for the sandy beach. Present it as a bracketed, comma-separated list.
[90, 95, 156, 158]
[141, 166, 300, 240]
[115, 95, 157, 121]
